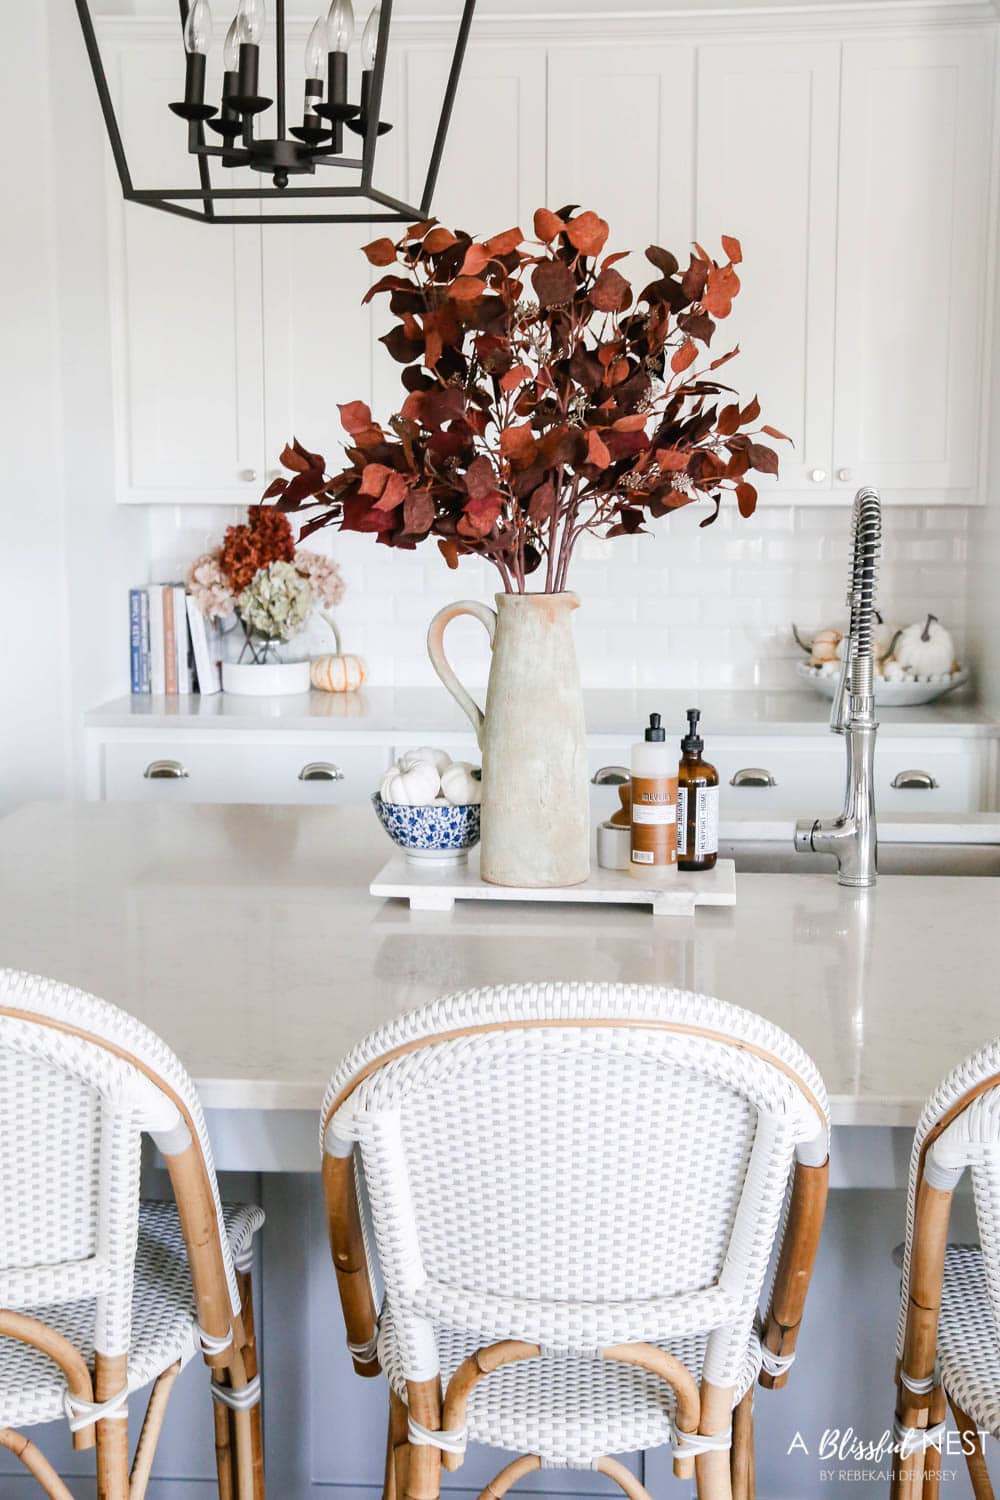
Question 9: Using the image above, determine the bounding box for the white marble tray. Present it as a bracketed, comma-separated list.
[370, 850, 736, 917]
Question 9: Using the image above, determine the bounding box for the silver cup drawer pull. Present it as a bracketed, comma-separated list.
[891, 769, 939, 790]
[143, 760, 190, 781]
[730, 768, 778, 788]
[298, 762, 345, 782]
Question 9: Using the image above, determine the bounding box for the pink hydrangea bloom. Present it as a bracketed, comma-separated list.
[295, 549, 346, 608]
[185, 553, 235, 620]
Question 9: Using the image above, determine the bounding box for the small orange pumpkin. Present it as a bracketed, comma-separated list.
[310, 612, 367, 693]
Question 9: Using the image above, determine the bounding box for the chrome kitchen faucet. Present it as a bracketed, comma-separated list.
[795, 487, 882, 887]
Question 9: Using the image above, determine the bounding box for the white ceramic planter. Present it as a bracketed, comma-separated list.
[221, 660, 311, 696]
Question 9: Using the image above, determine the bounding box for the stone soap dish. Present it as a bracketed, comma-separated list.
[370, 846, 736, 917]
[796, 660, 969, 707]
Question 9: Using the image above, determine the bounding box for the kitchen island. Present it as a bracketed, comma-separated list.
[1, 799, 997, 1497]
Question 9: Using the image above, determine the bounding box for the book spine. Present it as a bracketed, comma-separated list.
[148, 585, 166, 695]
[163, 587, 178, 694]
[129, 589, 143, 695]
[186, 594, 221, 695]
[174, 585, 192, 694]
[138, 590, 151, 694]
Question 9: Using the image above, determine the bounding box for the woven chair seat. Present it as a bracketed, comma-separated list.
[0, 1200, 264, 1430]
[936, 1244, 1000, 1437]
[378, 1302, 763, 1469]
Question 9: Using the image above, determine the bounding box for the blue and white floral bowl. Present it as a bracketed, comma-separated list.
[372, 794, 481, 863]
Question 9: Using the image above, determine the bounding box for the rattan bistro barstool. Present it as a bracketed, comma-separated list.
[892, 1038, 1000, 1500]
[320, 982, 830, 1500]
[0, 970, 265, 1500]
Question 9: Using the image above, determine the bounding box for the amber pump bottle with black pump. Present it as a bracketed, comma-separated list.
[677, 708, 720, 872]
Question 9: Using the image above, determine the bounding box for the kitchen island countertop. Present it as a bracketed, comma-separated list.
[0, 799, 994, 1132]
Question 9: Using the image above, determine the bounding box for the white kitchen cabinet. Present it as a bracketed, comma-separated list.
[833, 31, 994, 500]
[107, 42, 267, 506]
[695, 41, 840, 499]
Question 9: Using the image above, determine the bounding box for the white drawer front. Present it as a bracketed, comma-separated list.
[875, 740, 983, 814]
[103, 740, 391, 805]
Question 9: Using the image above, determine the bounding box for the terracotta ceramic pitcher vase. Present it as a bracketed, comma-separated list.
[427, 592, 590, 888]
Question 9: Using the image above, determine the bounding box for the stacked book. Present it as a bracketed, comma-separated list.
[128, 585, 221, 696]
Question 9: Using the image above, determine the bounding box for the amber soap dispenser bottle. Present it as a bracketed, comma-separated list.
[677, 709, 720, 872]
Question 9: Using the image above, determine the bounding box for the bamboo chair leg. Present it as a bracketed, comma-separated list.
[94, 1351, 129, 1500]
[921, 1386, 947, 1500]
[731, 1389, 754, 1500]
[384, 1389, 409, 1500]
[948, 1394, 995, 1500]
[0, 1428, 76, 1500]
[130, 1361, 182, 1500]
[696, 1381, 734, 1500]
[595, 1455, 655, 1499]
[478, 1454, 541, 1497]
[212, 1373, 236, 1500]
[404, 1378, 443, 1500]
[236, 1265, 265, 1500]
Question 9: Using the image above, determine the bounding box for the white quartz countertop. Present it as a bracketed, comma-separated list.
[1, 800, 997, 1128]
[85, 686, 998, 738]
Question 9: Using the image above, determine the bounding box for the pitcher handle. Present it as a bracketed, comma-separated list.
[426, 600, 497, 747]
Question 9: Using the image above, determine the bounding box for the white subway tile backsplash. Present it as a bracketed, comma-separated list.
[146, 504, 973, 691]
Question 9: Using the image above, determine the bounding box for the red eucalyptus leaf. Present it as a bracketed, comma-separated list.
[359, 462, 392, 499]
[362, 237, 397, 266]
[339, 400, 374, 435]
[404, 219, 435, 242]
[681, 255, 709, 302]
[566, 210, 609, 257]
[655, 447, 691, 472]
[601, 251, 631, 270]
[761, 423, 792, 442]
[528, 478, 557, 524]
[740, 395, 761, 424]
[716, 403, 741, 437]
[748, 442, 779, 476]
[342, 494, 396, 533]
[585, 430, 612, 468]
[465, 454, 498, 500]
[533, 207, 564, 242]
[499, 363, 531, 393]
[722, 234, 743, 265]
[450, 275, 487, 302]
[459, 243, 491, 276]
[612, 414, 648, 432]
[485, 227, 523, 256]
[710, 346, 740, 371]
[283, 467, 328, 505]
[403, 489, 435, 534]
[381, 325, 423, 364]
[373, 470, 409, 511]
[262, 477, 288, 501]
[532, 260, 576, 307]
[699, 494, 723, 528]
[499, 425, 537, 465]
[671, 339, 698, 374]
[589, 267, 631, 313]
[736, 481, 758, 517]
[704, 264, 741, 318]
[645, 245, 680, 277]
[423, 227, 460, 253]
[281, 439, 325, 473]
[459, 491, 503, 537]
[438, 538, 460, 569]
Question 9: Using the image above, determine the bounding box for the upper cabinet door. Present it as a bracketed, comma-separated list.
[696, 41, 840, 500]
[107, 42, 266, 505]
[548, 44, 695, 290]
[834, 31, 994, 499]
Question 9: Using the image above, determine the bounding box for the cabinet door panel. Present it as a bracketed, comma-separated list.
[548, 45, 695, 289]
[834, 32, 993, 497]
[696, 41, 839, 498]
[108, 43, 266, 505]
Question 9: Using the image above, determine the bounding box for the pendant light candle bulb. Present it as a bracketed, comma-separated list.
[327, 0, 354, 52]
[361, 5, 380, 69]
[223, 15, 241, 70]
[183, 0, 212, 54]
[304, 18, 327, 79]
[235, 0, 265, 46]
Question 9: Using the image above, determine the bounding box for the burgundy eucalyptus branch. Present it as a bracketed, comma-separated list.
[262, 207, 791, 593]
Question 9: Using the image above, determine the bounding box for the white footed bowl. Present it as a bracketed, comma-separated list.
[797, 660, 969, 707]
[222, 660, 312, 696]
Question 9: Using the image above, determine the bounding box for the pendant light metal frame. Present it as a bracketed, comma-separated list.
[74, 0, 477, 225]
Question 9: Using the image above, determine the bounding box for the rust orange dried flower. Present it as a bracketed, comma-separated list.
[219, 506, 295, 591]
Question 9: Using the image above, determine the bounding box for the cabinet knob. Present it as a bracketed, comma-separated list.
[298, 762, 345, 782]
[891, 769, 939, 790]
[730, 767, 778, 788]
[809, 469, 827, 484]
[143, 759, 190, 780]
[239, 468, 258, 483]
[591, 765, 630, 785]
[837, 467, 853, 482]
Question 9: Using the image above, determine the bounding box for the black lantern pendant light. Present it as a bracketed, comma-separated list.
[75, 0, 476, 224]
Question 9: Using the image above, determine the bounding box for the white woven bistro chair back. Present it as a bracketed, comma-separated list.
[0, 969, 241, 1373]
[323, 983, 829, 1397]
